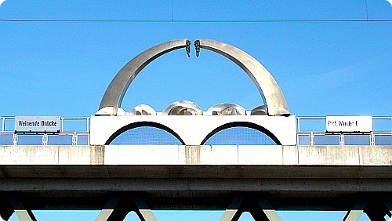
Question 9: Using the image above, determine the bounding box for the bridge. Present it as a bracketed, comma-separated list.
[0, 145, 391, 221]
[1, 115, 391, 221]
[1, 39, 391, 221]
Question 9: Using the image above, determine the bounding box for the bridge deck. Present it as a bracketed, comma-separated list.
[0, 145, 391, 211]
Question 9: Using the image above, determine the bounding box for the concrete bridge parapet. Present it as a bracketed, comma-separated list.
[0, 144, 391, 166]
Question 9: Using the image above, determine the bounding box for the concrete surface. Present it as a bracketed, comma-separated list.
[89, 115, 297, 146]
[0, 145, 391, 211]
[0, 145, 390, 165]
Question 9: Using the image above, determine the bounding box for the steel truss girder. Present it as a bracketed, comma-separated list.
[95, 196, 157, 221]
[0, 196, 13, 221]
[343, 196, 392, 221]
[1, 194, 391, 221]
[220, 196, 281, 221]
[0, 197, 37, 221]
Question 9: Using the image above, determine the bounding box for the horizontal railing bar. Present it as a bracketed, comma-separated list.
[61, 117, 90, 120]
[296, 116, 326, 118]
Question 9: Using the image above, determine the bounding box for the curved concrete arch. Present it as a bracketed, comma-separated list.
[105, 121, 186, 145]
[198, 39, 289, 116]
[200, 122, 281, 145]
[98, 39, 289, 116]
[99, 39, 189, 115]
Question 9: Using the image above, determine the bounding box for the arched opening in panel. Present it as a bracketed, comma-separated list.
[201, 122, 281, 145]
[106, 122, 185, 145]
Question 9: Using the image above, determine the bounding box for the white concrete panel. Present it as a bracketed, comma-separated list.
[0, 145, 99, 165]
[282, 145, 299, 164]
[104, 145, 182, 165]
[238, 145, 283, 164]
[298, 145, 360, 165]
[1, 145, 391, 166]
[90, 115, 297, 146]
[103, 145, 297, 165]
[103, 144, 119, 164]
[184, 145, 209, 164]
[208, 145, 239, 164]
[58, 145, 94, 164]
[0, 145, 59, 164]
[359, 145, 392, 165]
[183, 145, 241, 164]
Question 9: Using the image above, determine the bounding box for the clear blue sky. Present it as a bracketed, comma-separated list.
[1, 0, 391, 220]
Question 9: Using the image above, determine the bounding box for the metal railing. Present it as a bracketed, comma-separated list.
[297, 116, 391, 145]
[1, 116, 391, 145]
[0, 116, 89, 145]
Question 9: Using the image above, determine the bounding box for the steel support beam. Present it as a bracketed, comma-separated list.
[0, 195, 13, 221]
[220, 196, 281, 221]
[131, 196, 157, 221]
[254, 197, 282, 221]
[219, 196, 244, 221]
[95, 196, 157, 221]
[342, 198, 368, 221]
[343, 197, 392, 221]
[382, 197, 392, 220]
[0, 208, 14, 221]
[364, 197, 392, 221]
[8, 197, 37, 221]
[95, 196, 122, 221]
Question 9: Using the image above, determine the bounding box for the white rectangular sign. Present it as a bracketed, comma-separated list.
[15, 116, 61, 132]
[326, 116, 372, 132]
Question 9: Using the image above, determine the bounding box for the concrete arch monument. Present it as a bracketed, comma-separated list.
[91, 39, 296, 145]
[97, 39, 289, 116]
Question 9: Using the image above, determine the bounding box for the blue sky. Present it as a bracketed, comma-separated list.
[0, 0, 391, 118]
[0, 0, 391, 220]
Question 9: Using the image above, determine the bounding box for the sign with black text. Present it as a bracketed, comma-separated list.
[15, 116, 61, 132]
[326, 116, 372, 132]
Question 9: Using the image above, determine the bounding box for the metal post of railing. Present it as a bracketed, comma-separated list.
[339, 134, 345, 145]
[310, 132, 314, 146]
[42, 134, 48, 145]
[86, 117, 90, 132]
[12, 133, 18, 145]
[1, 117, 5, 131]
[370, 132, 375, 146]
[72, 133, 77, 145]
[61, 118, 64, 132]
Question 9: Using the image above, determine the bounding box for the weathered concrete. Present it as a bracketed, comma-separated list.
[0, 145, 104, 165]
[0, 145, 391, 212]
[0, 145, 391, 166]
